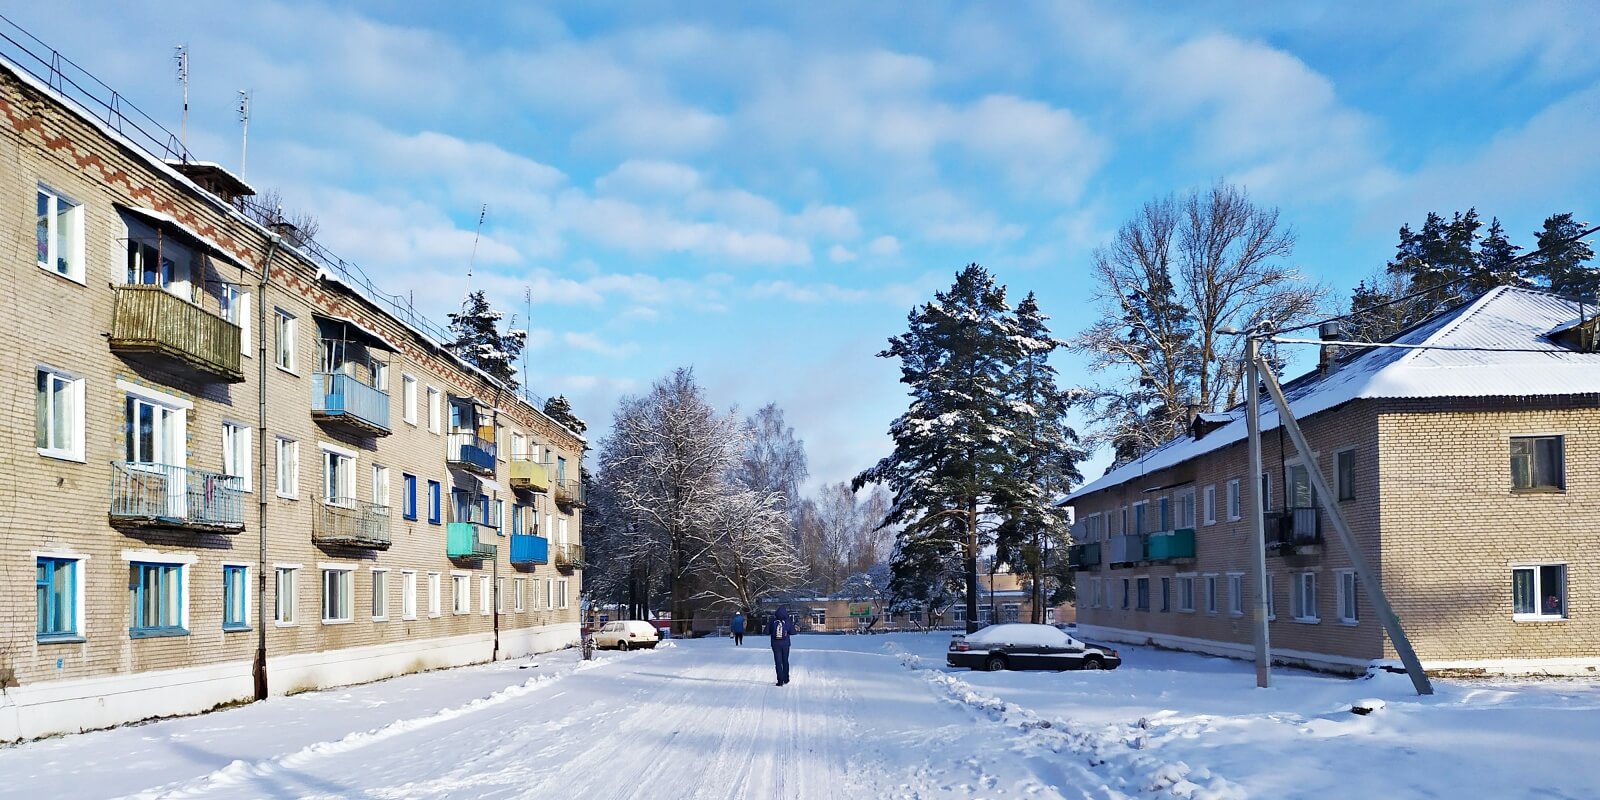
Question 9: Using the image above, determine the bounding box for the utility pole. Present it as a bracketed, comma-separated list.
[1244, 335, 1272, 688]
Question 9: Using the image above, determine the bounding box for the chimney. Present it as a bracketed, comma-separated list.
[1318, 321, 1344, 373]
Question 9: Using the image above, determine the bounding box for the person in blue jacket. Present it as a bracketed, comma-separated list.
[730, 611, 746, 646]
[766, 605, 795, 686]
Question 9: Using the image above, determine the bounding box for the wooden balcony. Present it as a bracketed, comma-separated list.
[313, 498, 393, 550]
[109, 285, 243, 383]
[509, 459, 549, 493]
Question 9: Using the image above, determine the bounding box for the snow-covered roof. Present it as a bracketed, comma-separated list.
[115, 203, 247, 269]
[1069, 287, 1600, 501]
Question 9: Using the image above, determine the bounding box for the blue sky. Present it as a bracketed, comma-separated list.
[10, 1, 1598, 490]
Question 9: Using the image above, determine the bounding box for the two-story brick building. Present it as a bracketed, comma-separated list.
[1066, 286, 1600, 676]
[1, 43, 586, 741]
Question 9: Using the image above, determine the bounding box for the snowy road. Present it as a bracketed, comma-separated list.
[7, 633, 1600, 799]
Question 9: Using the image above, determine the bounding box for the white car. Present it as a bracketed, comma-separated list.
[592, 620, 660, 651]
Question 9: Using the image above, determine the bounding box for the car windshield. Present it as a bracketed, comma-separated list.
[965, 624, 1068, 647]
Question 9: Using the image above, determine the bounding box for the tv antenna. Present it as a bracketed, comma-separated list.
[467, 203, 487, 288]
[237, 89, 251, 178]
[174, 46, 189, 153]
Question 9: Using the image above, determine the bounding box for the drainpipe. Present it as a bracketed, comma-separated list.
[254, 233, 283, 701]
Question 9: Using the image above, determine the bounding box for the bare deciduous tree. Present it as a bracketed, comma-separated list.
[690, 488, 807, 611]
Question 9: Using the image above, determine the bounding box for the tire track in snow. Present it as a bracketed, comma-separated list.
[114, 651, 651, 800]
[886, 643, 1244, 800]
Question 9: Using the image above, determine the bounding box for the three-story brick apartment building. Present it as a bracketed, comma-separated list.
[1066, 286, 1600, 676]
[1, 46, 586, 740]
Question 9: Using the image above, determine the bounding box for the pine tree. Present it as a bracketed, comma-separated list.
[855, 264, 1025, 632]
[1472, 217, 1525, 293]
[542, 395, 588, 437]
[447, 290, 527, 390]
[1527, 213, 1598, 300]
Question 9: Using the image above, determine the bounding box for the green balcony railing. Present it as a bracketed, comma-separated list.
[1147, 527, 1197, 561]
[447, 521, 496, 560]
[1068, 541, 1102, 570]
[109, 285, 242, 382]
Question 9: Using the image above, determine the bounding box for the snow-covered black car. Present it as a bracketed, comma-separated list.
[947, 623, 1121, 671]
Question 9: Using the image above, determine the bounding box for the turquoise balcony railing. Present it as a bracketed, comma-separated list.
[1146, 527, 1197, 561]
[447, 521, 496, 559]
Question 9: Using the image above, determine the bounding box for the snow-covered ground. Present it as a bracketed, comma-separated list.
[4, 633, 1598, 799]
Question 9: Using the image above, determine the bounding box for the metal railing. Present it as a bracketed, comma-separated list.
[510, 533, 549, 565]
[109, 285, 242, 381]
[555, 543, 585, 569]
[509, 458, 549, 492]
[1268, 507, 1323, 550]
[446, 522, 496, 559]
[1068, 542, 1102, 570]
[311, 372, 391, 434]
[109, 461, 244, 531]
[554, 477, 585, 507]
[446, 433, 496, 473]
[313, 498, 392, 549]
[1109, 533, 1146, 564]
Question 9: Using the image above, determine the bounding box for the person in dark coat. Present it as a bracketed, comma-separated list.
[730, 611, 746, 646]
[766, 605, 795, 685]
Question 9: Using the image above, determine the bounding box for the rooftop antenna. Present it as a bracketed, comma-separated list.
[174, 45, 189, 155]
[466, 203, 487, 290]
[237, 89, 251, 178]
[521, 285, 532, 400]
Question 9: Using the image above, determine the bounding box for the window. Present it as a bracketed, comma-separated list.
[1156, 496, 1171, 530]
[453, 575, 471, 614]
[124, 394, 183, 465]
[36, 556, 80, 640]
[1175, 489, 1195, 529]
[1202, 486, 1216, 525]
[402, 375, 418, 425]
[401, 571, 417, 620]
[1510, 436, 1564, 490]
[123, 223, 193, 298]
[222, 423, 251, 491]
[511, 503, 524, 535]
[402, 474, 418, 520]
[427, 572, 442, 617]
[427, 388, 441, 434]
[545, 578, 554, 609]
[1135, 577, 1150, 611]
[372, 465, 390, 507]
[1160, 577, 1170, 612]
[1260, 472, 1272, 511]
[1176, 576, 1195, 612]
[371, 569, 388, 620]
[1336, 450, 1356, 501]
[428, 480, 442, 524]
[1121, 578, 1130, 610]
[1337, 570, 1359, 624]
[322, 568, 353, 623]
[274, 309, 297, 372]
[1204, 575, 1218, 614]
[1132, 502, 1149, 535]
[130, 562, 185, 637]
[219, 284, 249, 355]
[223, 565, 248, 630]
[493, 499, 504, 530]
[1226, 479, 1242, 521]
[372, 361, 388, 391]
[557, 579, 569, 609]
[1229, 574, 1244, 617]
[275, 567, 297, 624]
[511, 432, 527, 459]
[479, 576, 492, 615]
[1266, 574, 1276, 620]
[275, 437, 299, 498]
[322, 447, 355, 506]
[496, 578, 506, 613]
[37, 187, 83, 280]
[1512, 565, 1566, 620]
[1291, 572, 1318, 622]
[514, 578, 525, 612]
[556, 456, 568, 483]
[35, 368, 84, 461]
[1287, 463, 1315, 509]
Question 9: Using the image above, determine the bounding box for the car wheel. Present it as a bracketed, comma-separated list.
[1082, 655, 1104, 670]
[618, 640, 630, 652]
[985, 654, 1008, 672]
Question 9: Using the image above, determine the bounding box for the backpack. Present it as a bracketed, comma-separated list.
[773, 618, 786, 639]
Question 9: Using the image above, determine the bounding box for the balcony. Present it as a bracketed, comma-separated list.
[1268, 507, 1323, 555]
[446, 433, 496, 476]
[1068, 541, 1102, 570]
[313, 498, 392, 550]
[1146, 527, 1197, 561]
[446, 522, 496, 560]
[311, 373, 391, 437]
[509, 459, 549, 493]
[1109, 533, 1146, 566]
[109, 461, 244, 533]
[510, 533, 549, 565]
[109, 285, 243, 383]
[554, 543, 585, 571]
[553, 477, 585, 508]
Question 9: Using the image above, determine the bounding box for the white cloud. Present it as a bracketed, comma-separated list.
[829, 244, 857, 263]
[596, 160, 703, 196]
[562, 331, 638, 358]
[866, 235, 901, 257]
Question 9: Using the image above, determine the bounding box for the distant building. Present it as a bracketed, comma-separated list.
[1066, 287, 1600, 675]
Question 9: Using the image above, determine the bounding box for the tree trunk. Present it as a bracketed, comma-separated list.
[965, 500, 980, 633]
[670, 535, 689, 636]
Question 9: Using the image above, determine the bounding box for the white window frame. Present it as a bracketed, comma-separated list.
[402, 374, 418, 425]
[275, 565, 298, 626]
[511, 432, 527, 460]
[495, 577, 506, 613]
[1176, 575, 1196, 613]
[36, 185, 85, 283]
[1202, 485, 1216, 526]
[275, 437, 299, 499]
[120, 382, 189, 467]
[1226, 479, 1241, 521]
[453, 573, 471, 615]
[1175, 488, 1196, 529]
[427, 387, 442, 434]
[545, 578, 554, 609]
[479, 575, 492, 615]
[1336, 569, 1359, 624]
[371, 568, 388, 621]
[1512, 563, 1567, 621]
[1228, 573, 1244, 617]
[557, 579, 569, 609]
[35, 366, 86, 462]
[427, 571, 442, 618]
[222, 422, 252, 491]
[1291, 571, 1318, 623]
[321, 565, 355, 624]
[514, 578, 525, 612]
[219, 284, 250, 358]
[1203, 574, 1218, 614]
[371, 465, 390, 508]
[274, 309, 298, 373]
[320, 443, 357, 506]
[401, 570, 417, 620]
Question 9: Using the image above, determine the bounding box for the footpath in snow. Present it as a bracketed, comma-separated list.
[2, 633, 1597, 799]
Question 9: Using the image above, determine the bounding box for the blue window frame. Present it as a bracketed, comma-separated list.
[427, 480, 441, 525]
[402, 473, 418, 520]
[130, 562, 186, 637]
[223, 565, 248, 630]
[36, 557, 79, 640]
